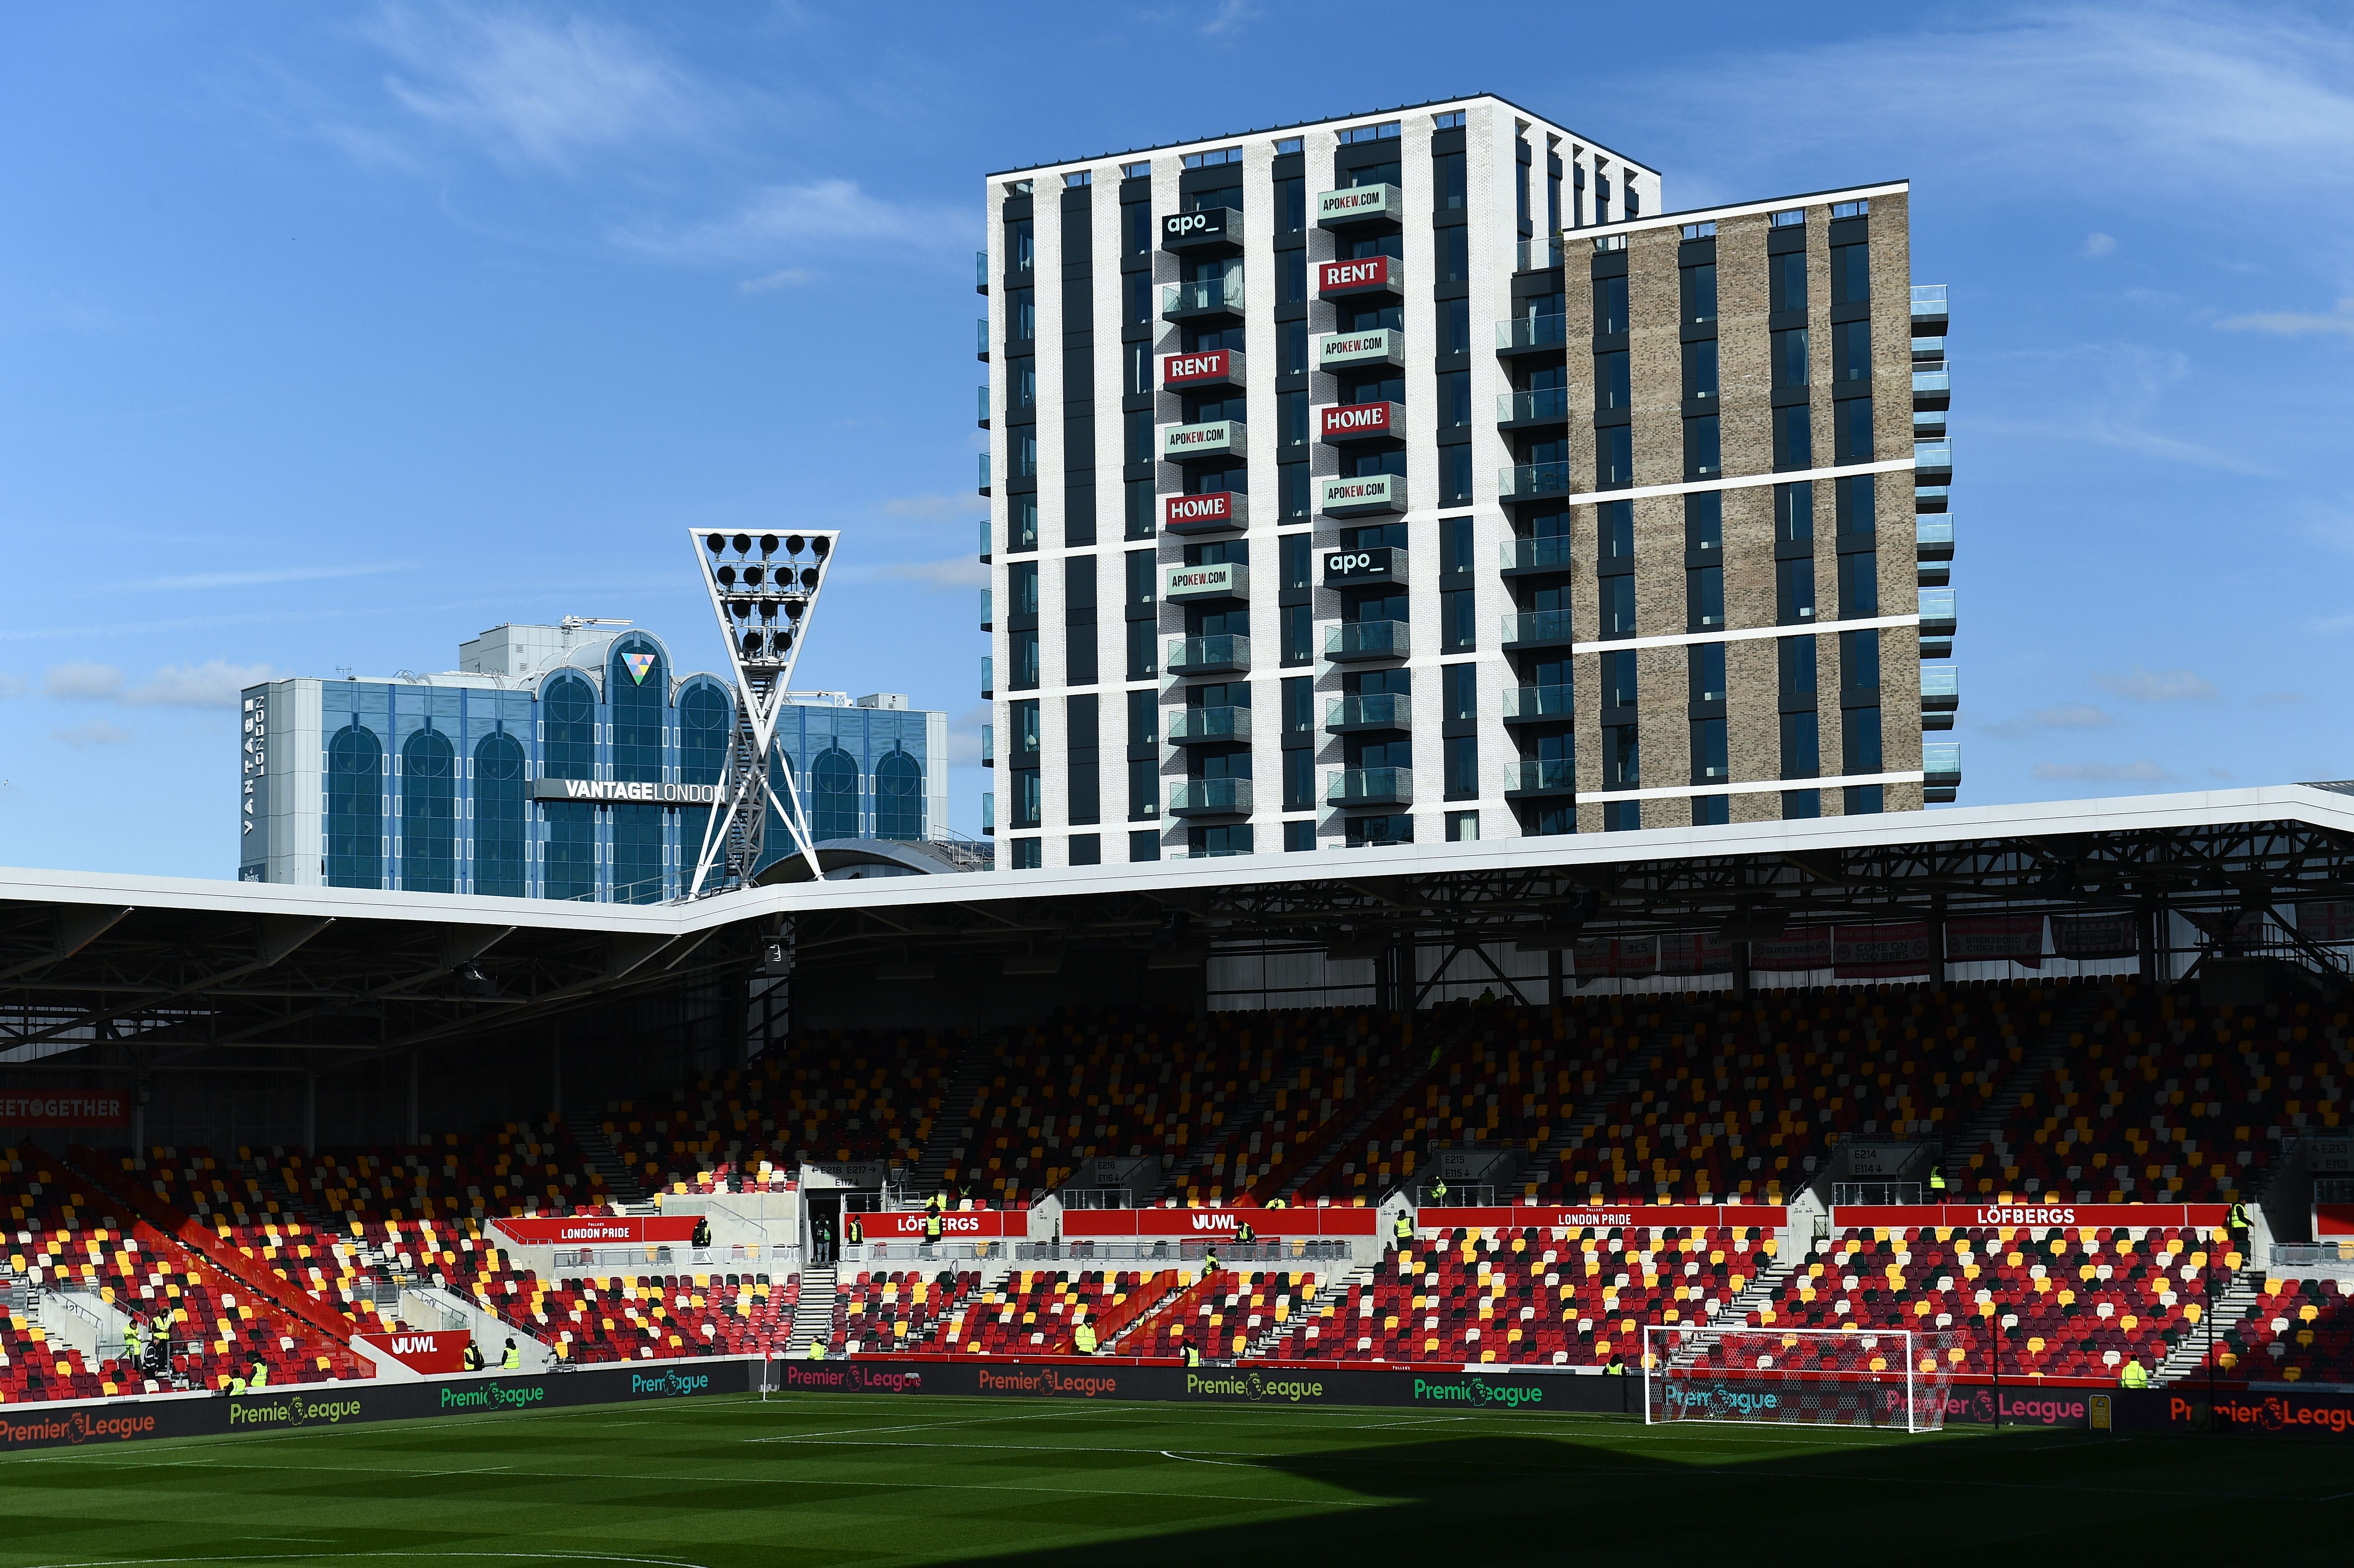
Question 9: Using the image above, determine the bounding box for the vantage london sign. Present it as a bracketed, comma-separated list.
[529, 779, 721, 807]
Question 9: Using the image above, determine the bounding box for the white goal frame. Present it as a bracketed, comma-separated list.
[1642, 1323, 1955, 1434]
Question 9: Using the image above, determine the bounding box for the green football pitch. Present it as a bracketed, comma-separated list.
[2, 1391, 2344, 1566]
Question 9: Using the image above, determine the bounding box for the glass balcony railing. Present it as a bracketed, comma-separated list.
[1921, 667, 1959, 701]
[981, 792, 995, 834]
[1504, 759, 1576, 793]
[980, 655, 993, 698]
[1500, 461, 1573, 500]
[1919, 589, 1957, 632]
[979, 588, 992, 628]
[1501, 684, 1576, 721]
[1167, 705, 1252, 744]
[1502, 610, 1577, 648]
[1501, 536, 1576, 573]
[1914, 440, 1953, 475]
[1916, 518, 1954, 559]
[1169, 777, 1253, 817]
[975, 317, 988, 357]
[1326, 693, 1410, 731]
[978, 452, 991, 492]
[1923, 742, 1961, 781]
[1163, 269, 1245, 318]
[975, 250, 988, 291]
[1497, 387, 1571, 424]
[1326, 767, 1412, 807]
[1911, 335, 1948, 362]
[981, 723, 994, 765]
[1323, 620, 1410, 661]
[1910, 283, 1949, 322]
[1911, 369, 1950, 398]
[977, 516, 992, 562]
[1495, 313, 1570, 354]
[1516, 235, 1568, 273]
[1166, 634, 1251, 675]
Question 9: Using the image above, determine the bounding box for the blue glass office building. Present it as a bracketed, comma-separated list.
[238, 622, 948, 901]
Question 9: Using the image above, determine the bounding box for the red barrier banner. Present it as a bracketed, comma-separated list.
[858, 1210, 1026, 1240]
[1751, 926, 1833, 971]
[1833, 1203, 2231, 1230]
[490, 1216, 700, 1247]
[1834, 922, 1935, 979]
[2317, 1204, 2354, 1238]
[358, 1330, 471, 1374]
[0, 1092, 128, 1128]
[1417, 1204, 1789, 1231]
[1061, 1206, 1377, 1239]
[1945, 914, 2045, 968]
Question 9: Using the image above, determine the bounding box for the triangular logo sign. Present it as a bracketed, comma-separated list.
[625, 652, 657, 685]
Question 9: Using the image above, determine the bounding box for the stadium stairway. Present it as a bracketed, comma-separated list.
[1156, 1067, 1286, 1203]
[1247, 1267, 1363, 1359]
[1947, 983, 2115, 1190]
[1518, 1003, 1689, 1201]
[908, 1034, 995, 1200]
[2154, 1262, 2267, 1385]
[569, 1127, 647, 1207]
[784, 1265, 836, 1356]
[1274, 1010, 1484, 1202]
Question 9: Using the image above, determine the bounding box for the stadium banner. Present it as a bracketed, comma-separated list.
[1062, 1206, 1377, 1239]
[1419, 1204, 1788, 1231]
[490, 1216, 701, 1247]
[1749, 927, 1833, 972]
[2316, 1204, 2354, 1238]
[1831, 1202, 2231, 1229]
[0, 1092, 129, 1128]
[2298, 900, 2354, 943]
[1658, 933, 1736, 976]
[2115, 1386, 2354, 1438]
[357, 1330, 472, 1374]
[1943, 915, 2045, 967]
[2049, 913, 2139, 961]
[859, 1210, 1025, 1240]
[1833, 922, 1935, 979]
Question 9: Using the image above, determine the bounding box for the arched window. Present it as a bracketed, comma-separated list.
[609, 635, 667, 784]
[543, 673, 595, 781]
[400, 726, 457, 894]
[679, 682, 730, 786]
[811, 746, 860, 840]
[326, 722, 383, 888]
[473, 730, 527, 898]
[541, 673, 597, 901]
[873, 748, 923, 841]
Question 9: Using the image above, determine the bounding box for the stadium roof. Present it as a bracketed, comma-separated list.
[6, 785, 2354, 1068]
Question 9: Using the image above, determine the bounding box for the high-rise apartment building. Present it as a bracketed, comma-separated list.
[977, 94, 1956, 868]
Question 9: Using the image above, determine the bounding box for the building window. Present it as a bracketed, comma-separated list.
[1284, 819, 1316, 852]
[1442, 446, 1473, 506]
[1773, 404, 1813, 470]
[1691, 794, 1729, 826]
[1281, 321, 1309, 375]
[1279, 249, 1307, 306]
[1439, 226, 1469, 284]
[326, 721, 383, 890]
[1835, 397, 1874, 463]
[1775, 481, 1815, 545]
[1843, 703, 1883, 775]
[1443, 298, 1470, 355]
[1778, 634, 1817, 701]
[1281, 603, 1312, 667]
[1596, 350, 1631, 410]
[1833, 319, 1871, 384]
[813, 747, 862, 840]
[1600, 648, 1637, 709]
[1010, 628, 1040, 689]
[1830, 241, 1871, 305]
[1280, 463, 1310, 520]
[875, 748, 924, 840]
[1836, 473, 1878, 539]
[1011, 766, 1042, 830]
[1686, 562, 1724, 631]
[1445, 735, 1478, 800]
[1841, 627, 1882, 697]
[1126, 621, 1156, 681]
[1779, 710, 1818, 780]
[1011, 837, 1042, 870]
[680, 684, 730, 786]
[1592, 275, 1628, 335]
[1439, 369, 1471, 428]
[1280, 390, 1309, 448]
[1596, 425, 1633, 489]
[1443, 662, 1477, 721]
[1603, 723, 1639, 789]
[1603, 800, 1639, 832]
[1127, 757, 1157, 820]
[1771, 327, 1809, 390]
[1068, 758, 1100, 826]
[1129, 828, 1160, 861]
[398, 727, 457, 895]
[1125, 479, 1154, 540]
[1682, 339, 1718, 405]
[1689, 640, 1726, 704]
[1283, 747, 1314, 811]
[1442, 588, 1475, 652]
[1690, 716, 1728, 784]
[1769, 250, 1807, 312]
[1601, 573, 1637, 638]
[1776, 558, 1816, 624]
[1598, 498, 1634, 561]
[1070, 833, 1101, 865]
[1784, 789, 1821, 820]
[1276, 176, 1305, 231]
[1008, 287, 1035, 344]
[1837, 551, 1880, 619]
[1681, 261, 1717, 327]
[1010, 495, 1038, 552]
[472, 729, 527, 898]
[1683, 414, 1721, 480]
[1434, 149, 1468, 208]
[1445, 809, 1479, 841]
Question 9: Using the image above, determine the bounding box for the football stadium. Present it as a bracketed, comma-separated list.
[7, 85, 2354, 1566]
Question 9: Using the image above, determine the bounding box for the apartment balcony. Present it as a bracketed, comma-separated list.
[1920, 587, 1957, 658]
[1916, 483, 1950, 514]
[1317, 327, 1405, 372]
[1501, 684, 1576, 725]
[1320, 400, 1404, 444]
[1327, 767, 1412, 808]
[978, 452, 991, 496]
[981, 723, 994, 766]
[1323, 620, 1410, 665]
[975, 317, 988, 361]
[1320, 472, 1405, 517]
[1164, 269, 1246, 323]
[1167, 705, 1252, 746]
[1916, 518, 1953, 588]
[1500, 461, 1573, 502]
[1162, 347, 1245, 391]
[1316, 182, 1400, 230]
[1500, 536, 1576, 577]
[1912, 334, 1947, 365]
[1502, 610, 1577, 651]
[981, 792, 994, 835]
[1914, 439, 1952, 484]
[1326, 693, 1411, 734]
[975, 250, 988, 294]
[1161, 418, 1247, 463]
[1167, 634, 1251, 676]
[1503, 759, 1577, 798]
[1516, 236, 1568, 273]
[1169, 777, 1253, 817]
[1163, 206, 1243, 252]
[1164, 561, 1250, 604]
[1318, 254, 1404, 300]
[977, 516, 992, 565]
[1497, 387, 1571, 430]
[1921, 666, 1959, 732]
[1924, 741, 1961, 804]
[1165, 490, 1247, 534]
[980, 655, 993, 700]
[1495, 313, 1570, 357]
[1910, 283, 1949, 334]
[979, 587, 992, 632]
[1911, 367, 1950, 410]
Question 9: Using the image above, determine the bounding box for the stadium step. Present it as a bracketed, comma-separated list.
[784, 1266, 837, 1356]
[1517, 1005, 1691, 1200]
[1155, 1068, 1286, 1203]
[1246, 1264, 1363, 1359]
[908, 1033, 997, 1200]
[1276, 1010, 1487, 1203]
[2153, 1265, 2264, 1386]
[569, 1127, 648, 1207]
[1950, 982, 2115, 1192]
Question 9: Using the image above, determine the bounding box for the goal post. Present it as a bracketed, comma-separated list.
[1642, 1323, 1959, 1433]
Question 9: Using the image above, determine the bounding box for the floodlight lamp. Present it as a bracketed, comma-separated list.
[773, 629, 793, 654]
[758, 599, 777, 620]
[729, 598, 751, 619]
[799, 566, 820, 589]
[759, 533, 779, 556]
[811, 536, 831, 559]
[739, 630, 761, 657]
[705, 533, 725, 553]
[732, 533, 753, 555]
[743, 565, 764, 587]
[786, 534, 806, 555]
[716, 565, 736, 587]
[785, 599, 805, 622]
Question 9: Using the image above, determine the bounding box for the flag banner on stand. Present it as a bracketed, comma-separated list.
[1750, 926, 1833, 972]
[2050, 913, 2139, 961]
[1945, 914, 2046, 968]
[1833, 922, 1935, 979]
[1658, 934, 1737, 976]
[2298, 901, 2354, 943]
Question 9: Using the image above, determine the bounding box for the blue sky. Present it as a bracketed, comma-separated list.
[4, 1, 2353, 879]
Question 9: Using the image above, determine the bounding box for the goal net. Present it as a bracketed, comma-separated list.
[1643, 1323, 1958, 1433]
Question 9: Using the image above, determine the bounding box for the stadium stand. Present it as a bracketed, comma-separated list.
[832, 1268, 978, 1356]
[2211, 1275, 2354, 1382]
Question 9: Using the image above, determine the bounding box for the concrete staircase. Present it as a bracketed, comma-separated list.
[908, 1035, 998, 1200]
[1951, 984, 2115, 1194]
[1518, 1001, 1697, 1200]
[1277, 1011, 1486, 1202]
[783, 1265, 836, 1356]
[2155, 1266, 2265, 1386]
[1246, 1264, 1365, 1359]
[570, 1126, 649, 1207]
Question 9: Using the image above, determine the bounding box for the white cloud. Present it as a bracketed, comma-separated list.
[2032, 759, 2175, 782]
[1201, 0, 1260, 36]
[52, 721, 131, 751]
[737, 268, 813, 294]
[126, 562, 413, 591]
[616, 179, 961, 262]
[873, 557, 987, 591]
[369, 5, 702, 169]
[2215, 299, 2354, 340]
[2082, 232, 2117, 257]
[1977, 343, 2265, 474]
[2094, 665, 2218, 702]
[44, 662, 124, 701]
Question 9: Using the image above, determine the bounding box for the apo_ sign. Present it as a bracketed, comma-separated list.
[1162, 208, 1235, 245]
